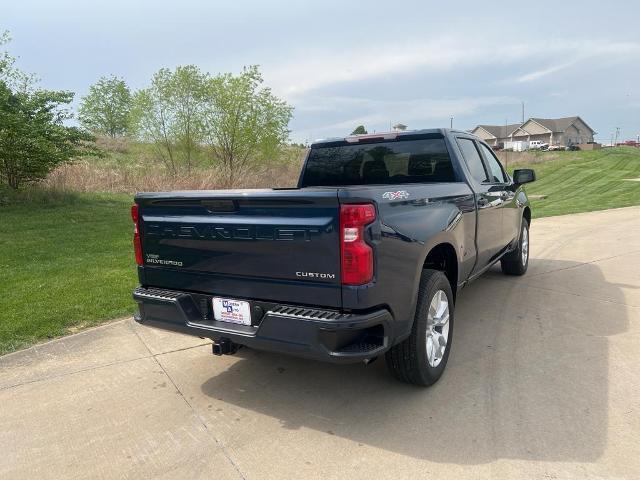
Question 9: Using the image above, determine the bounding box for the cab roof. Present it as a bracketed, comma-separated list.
[310, 128, 473, 148]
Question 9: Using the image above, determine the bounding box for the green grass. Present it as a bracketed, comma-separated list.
[0, 147, 639, 355]
[507, 147, 640, 218]
[0, 190, 137, 354]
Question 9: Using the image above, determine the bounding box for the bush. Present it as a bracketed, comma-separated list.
[0, 82, 99, 189]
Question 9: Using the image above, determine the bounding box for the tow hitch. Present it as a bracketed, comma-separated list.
[212, 338, 240, 356]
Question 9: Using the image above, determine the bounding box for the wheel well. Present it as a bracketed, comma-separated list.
[423, 243, 458, 299]
[523, 206, 531, 225]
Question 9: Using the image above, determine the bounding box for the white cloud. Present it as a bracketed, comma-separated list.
[263, 36, 640, 142]
[293, 95, 518, 139]
[512, 41, 640, 83]
[515, 61, 579, 83]
[265, 38, 640, 96]
[264, 37, 473, 97]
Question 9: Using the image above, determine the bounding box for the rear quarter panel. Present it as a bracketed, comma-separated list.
[339, 183, 476, 340]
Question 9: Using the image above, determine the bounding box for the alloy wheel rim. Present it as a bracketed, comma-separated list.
[521, 227, 529, 266]
[426, 290, 450, 368]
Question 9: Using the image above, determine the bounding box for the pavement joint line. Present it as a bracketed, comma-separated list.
[130, 323, 248, 480]
[532, 204, 640, 220]
[450, 326, 633, 369]
[529, 214, 640, 260]
[0, 317, 131, 361]
[526, 248, 640, 278]
[0, 340, 212, 392]
[483, 276, 640, 309]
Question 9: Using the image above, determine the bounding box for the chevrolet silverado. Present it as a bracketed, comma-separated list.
[132, 128, 536, 386]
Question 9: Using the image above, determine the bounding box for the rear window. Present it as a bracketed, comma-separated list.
[300, 137, 456, 187]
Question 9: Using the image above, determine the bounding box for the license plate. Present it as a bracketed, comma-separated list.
[212, 297, 252, 326]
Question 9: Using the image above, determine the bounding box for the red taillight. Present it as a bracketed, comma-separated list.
[340, 204, 376, 285]
[131, 204, 143, 266]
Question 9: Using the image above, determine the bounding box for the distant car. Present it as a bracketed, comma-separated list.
[529, 140, 549, 150]
[547, 145, 565, 151]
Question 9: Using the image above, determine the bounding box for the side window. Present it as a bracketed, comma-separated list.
[478, 143, 507, 183]
[457, 138, 489, 183]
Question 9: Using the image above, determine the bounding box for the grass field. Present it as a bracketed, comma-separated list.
[508, 147, 640, 218]
[0, 191, 137, 354]
[1, 147, 639, 355]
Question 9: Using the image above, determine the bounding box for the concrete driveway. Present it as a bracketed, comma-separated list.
[2, 206, 639, 480]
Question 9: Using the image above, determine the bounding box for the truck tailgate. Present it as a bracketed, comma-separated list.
[135, 189, 342, 307]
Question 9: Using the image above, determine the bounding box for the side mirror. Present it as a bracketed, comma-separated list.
[513, 169, 536, 185]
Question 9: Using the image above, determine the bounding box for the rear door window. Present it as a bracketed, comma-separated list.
[478, 143, 508, 183]
[301, 137, 456, 186]
[457, 138, 489, 183]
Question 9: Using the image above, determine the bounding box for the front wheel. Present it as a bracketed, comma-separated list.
[501, 218, 530, 276]
[385, 269, 454, 386]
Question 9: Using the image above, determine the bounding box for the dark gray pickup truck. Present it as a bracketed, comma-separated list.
[131, 128, 535, 386]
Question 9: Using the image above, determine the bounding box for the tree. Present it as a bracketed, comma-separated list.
[0, 82, 97, 189]
[131, 66, 207, 173]
[202, 66, 293, 185]
[0, 31, 96, 189]
[0, 31, 11, 78]
[78, 76, 132, 137]
[351, 125, 367, 135]
[0, 31, 34, 90]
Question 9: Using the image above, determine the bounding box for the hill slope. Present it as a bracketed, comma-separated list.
[508, 147, 640, 218]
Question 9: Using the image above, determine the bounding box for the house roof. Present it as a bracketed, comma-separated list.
[528, 116, 596, 134]
[509, 126, 530, 136]
[475, 124, 522, 138]
[474, 116, 596, 138]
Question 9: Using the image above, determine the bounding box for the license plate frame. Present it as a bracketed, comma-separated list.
[212, 297, 252, 326]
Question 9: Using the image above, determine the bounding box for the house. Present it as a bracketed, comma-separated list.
[471, 124, 521, 147]
[510, 117, 595, 146]
[472, 116, 596, 147]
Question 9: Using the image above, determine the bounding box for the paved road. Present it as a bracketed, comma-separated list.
[2, 207, 640, 479]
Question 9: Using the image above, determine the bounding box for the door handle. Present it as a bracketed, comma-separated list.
[477, 197, 489, 208]
[501, 191, 514, 200]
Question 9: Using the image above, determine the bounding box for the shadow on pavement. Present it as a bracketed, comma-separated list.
[201, 259, 628, 464]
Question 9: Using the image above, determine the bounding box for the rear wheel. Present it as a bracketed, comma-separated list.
[501, 218, 529, 276]
[385, 269, 454, 386]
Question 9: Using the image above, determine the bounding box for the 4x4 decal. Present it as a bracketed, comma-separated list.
[382, 190, 410, 200]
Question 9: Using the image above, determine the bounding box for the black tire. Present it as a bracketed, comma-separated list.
[501, 218, 530, 276]
[385, 269, 454, 386]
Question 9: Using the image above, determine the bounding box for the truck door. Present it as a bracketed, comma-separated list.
[455, 137, 505, 271]
[477, 142, 520, 249]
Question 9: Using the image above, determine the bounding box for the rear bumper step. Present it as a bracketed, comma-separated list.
[133, 286, 393, 363]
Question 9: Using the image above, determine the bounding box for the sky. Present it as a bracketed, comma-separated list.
[4, 0, 640, 143]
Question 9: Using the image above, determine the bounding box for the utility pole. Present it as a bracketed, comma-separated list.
[505, 118, 509, 169]
[450, 117, 453, 129]
[521, 101, 525, 123]
[614, 127, 620, 146]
